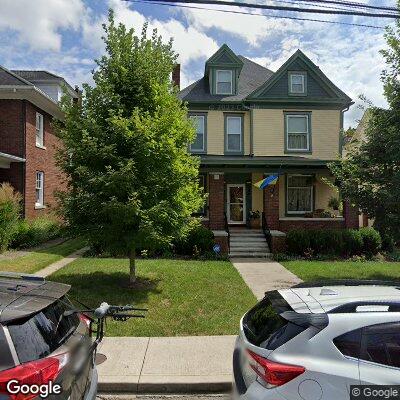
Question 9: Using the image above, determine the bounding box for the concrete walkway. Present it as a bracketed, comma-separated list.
[231, 258, 302, 299]
[35, 246, 89, 277]
[96, 336, 236, 393]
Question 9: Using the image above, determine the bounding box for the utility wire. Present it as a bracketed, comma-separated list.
[271, 0, 398, 13]
[138, 0, 400, 18]
[127, 0, 386, 28]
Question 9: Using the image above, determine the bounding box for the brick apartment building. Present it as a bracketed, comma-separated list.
[0, 66, 78, 219]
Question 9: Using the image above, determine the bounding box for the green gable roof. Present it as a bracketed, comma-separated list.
[205, 44, 243, 75]
[246, 49, 352, 105]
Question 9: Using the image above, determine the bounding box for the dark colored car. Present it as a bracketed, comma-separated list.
[0, 272, 97, 400]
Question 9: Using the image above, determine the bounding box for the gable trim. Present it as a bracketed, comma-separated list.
[246, 50, 352, 103]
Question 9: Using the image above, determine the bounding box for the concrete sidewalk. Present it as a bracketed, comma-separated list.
[231, 258, 302, 300]
[35, 246, 89, 277]
[96, 336, 236, 393]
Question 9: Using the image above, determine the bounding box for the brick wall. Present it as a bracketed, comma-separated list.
[263, 182, 280, 230]
[279, 219, 345, 232]
[343, 200, 359, 229]
[208, 173, 225, 230]
[24, 102, 66, 219]
[0, 100, 24, 157]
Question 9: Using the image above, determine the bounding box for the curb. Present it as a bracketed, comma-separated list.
[98, 380, 232, 394]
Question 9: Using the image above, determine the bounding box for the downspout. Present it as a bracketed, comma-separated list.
[21, 100, 26, 219]
[241, 103, 253, 156]
[339, 105, 350, 157]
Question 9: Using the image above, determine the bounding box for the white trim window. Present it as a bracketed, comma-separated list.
[36, 112, 44, 147]
[290, 73, 305, 94]
[286, 114, 310, 151]
[190, 115, 205, 152]
[216, 70, 233, 95]
[287, 175, 313, 214]
[226, 116, 242, 152]
[35, 171, 44, 207]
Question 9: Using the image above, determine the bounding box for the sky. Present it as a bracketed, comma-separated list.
[0, 0, 396, 128]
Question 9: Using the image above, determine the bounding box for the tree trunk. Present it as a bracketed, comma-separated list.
[129, 247, 136, 285]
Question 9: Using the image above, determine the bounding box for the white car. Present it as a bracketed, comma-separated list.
[233, 280, 400, 400]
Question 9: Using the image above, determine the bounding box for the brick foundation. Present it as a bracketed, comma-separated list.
[208, 173, 225, 230]
[343, 200, 359, 229]
[263, 182, 280, 230]
[279, 219, 345, 232]
[213, 231, 229, 255]
[270, 232, 287, 254]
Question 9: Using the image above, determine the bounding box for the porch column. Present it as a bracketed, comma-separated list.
[208, 172, 225, 230]
[263, 178, 280, 230]
[343, 200, 359, 229]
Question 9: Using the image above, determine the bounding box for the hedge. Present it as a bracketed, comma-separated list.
[286, 227, 381, 258]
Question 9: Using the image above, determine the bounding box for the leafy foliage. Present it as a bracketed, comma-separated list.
[330, 17, 400, 243]
[54, 11, 204, 282]
[11, 216, 62, 249]
[286, 228, 381, 258]
[0, 183, 21, 252]
[173, 220, 214, 256]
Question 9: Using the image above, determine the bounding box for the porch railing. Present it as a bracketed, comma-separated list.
[261, 212, 272, 251]
[224, 212, 230, 252]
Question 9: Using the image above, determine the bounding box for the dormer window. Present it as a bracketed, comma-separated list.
[289, 72, 306, 95]
[216, 70, 233, 95]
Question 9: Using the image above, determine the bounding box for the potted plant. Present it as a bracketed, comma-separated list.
[328, 196, 340, 217]
[249, 210, 261, 229]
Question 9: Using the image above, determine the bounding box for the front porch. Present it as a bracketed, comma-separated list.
[198, 157, 359, 254]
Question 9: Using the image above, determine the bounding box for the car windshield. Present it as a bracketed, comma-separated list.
[8, 296, 80, 363]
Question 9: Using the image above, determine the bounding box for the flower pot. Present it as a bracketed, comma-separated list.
[250, 218, 261, 229]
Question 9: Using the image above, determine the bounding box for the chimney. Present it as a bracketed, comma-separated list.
[172, 63, 180, 90]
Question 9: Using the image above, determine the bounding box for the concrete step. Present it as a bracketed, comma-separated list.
[230, 233, 265, 239]
[229, 251, 273, 258]
[230, 246, 269, 252]
[231, 237, 267, 246]
[230, 230, 263, 234]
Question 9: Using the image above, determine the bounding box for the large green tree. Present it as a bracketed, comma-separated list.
[55, 11, 203, 284]
[330, 13, 400, 243]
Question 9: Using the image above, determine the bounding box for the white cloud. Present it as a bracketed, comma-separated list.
[82, 0, 219, 64]
[180, 4, 302, 47]
[0, 0, 84, 51]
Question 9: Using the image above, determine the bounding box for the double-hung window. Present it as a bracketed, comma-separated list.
[225, 115, 242, 153]
[35, 172, 44, 207]
[286, 114, 311, 152]
[36, 112, 44, 147]
[289, 72, 306, 95]
[216, 70, 233, 95]
[287, 175, 313, 214]
[189, 114, 206, 153]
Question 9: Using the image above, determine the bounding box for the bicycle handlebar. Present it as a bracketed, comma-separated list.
[94, 302, 111, 318]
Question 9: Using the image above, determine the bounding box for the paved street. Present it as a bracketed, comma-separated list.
[98, 395, 231, 400]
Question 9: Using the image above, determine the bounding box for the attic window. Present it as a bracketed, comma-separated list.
[289, 72, 306, 95]
[216, 70, 233, 95]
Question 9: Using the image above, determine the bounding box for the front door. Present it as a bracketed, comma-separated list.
[227, 184, 246, 224]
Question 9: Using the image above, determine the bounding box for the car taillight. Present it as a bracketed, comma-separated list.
[247, 350, 305, 388]
[79, 313, 91, 329]
[0, 353, 68, 400]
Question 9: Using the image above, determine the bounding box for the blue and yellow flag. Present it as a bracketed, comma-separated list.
[254, 174, 281, 189]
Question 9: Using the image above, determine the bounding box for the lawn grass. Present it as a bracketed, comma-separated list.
[49, 257, 257, 337]
[282, 260, 400, 282]
[0, 238, 86, 274]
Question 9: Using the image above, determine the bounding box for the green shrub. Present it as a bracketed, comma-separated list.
[174, 222, 214, 256]
[0, 183, 21, 252]
[11, 216, 63, 249]
[359, 227, 382, 257]
[341, 229, 363, 256]
[286, 230, 311, 255]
